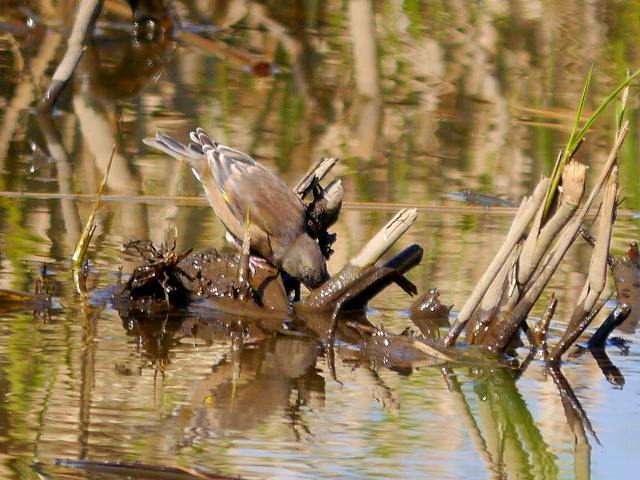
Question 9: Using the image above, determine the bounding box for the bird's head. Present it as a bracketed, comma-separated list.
[282, 234, 329, 289]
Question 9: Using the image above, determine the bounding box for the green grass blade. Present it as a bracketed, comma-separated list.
[569, 67, 640, 154]
[565, 65, 593, 157]
[542, 67, 640, 218]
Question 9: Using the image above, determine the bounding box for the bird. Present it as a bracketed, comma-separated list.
[143, 128, 329, 289]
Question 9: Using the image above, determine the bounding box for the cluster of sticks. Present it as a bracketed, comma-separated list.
[441, 120, 630, 363]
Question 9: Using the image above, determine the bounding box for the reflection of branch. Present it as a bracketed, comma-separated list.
[589, 348, 625, 388]
[348, 0, 380, 98]
[37, 0, 103, 112]
[79, 305, 100, 458]
[0, 29, 62, 166]
[54, 458, 241, 479]
[440, 368, 494, 472]
[367, 367, 399, 414]
[35, 113, 82, 250]
[0, 32, 25, 73]
[546, 365, 594, 478]
[73, 91, 149, 240]
[547, 365, 598, 446]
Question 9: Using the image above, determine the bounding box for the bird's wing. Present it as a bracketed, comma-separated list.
[194, 129, 307, 246]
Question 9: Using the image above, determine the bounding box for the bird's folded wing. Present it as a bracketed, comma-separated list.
[205, 145, 307, 243]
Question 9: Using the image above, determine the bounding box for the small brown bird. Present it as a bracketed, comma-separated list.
[143, 128, 329, 289]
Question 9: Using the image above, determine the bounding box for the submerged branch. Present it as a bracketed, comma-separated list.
[587, 303, 631, 350]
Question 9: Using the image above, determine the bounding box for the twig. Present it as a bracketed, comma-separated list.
[237, 208, 251, 289]
[532, 294, 557, 357]
[579, 227, 615, 267]
[72, 145, 115, 292]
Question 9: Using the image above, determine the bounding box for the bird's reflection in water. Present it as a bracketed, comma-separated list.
[123, 313, 325, 444]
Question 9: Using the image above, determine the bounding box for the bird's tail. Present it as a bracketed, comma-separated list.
[143, 130, 211, 181]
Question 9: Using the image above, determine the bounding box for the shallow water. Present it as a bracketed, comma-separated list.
[1, 1, 640, 478]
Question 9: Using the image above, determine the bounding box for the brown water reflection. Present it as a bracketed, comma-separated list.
[1, 0, 640, 478]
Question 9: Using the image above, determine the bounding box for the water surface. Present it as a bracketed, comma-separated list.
[1, 1, 640, 478]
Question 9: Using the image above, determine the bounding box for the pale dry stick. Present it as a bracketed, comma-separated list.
[467, 244, 522, 344]
[516, 151, 562, 283]
[494, 161, 586, 321]
[237, 209, 251, 290]
[616, 72, 631, 132]
[401, 336, 458, 362]
[38, 0, 103, 112]
[302, 208, 417, 311]
[314, 179, 344, 226]
[294, 156, 339, 197]
[548, 169, 618, 363]
[517, 158, 586, 287]
[476, 176, 579, 344]
[579, 227, 615, 267]
[442, 179, 550, 348]
[484, 124, 628, 352]
[351, 208, 418, 268]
